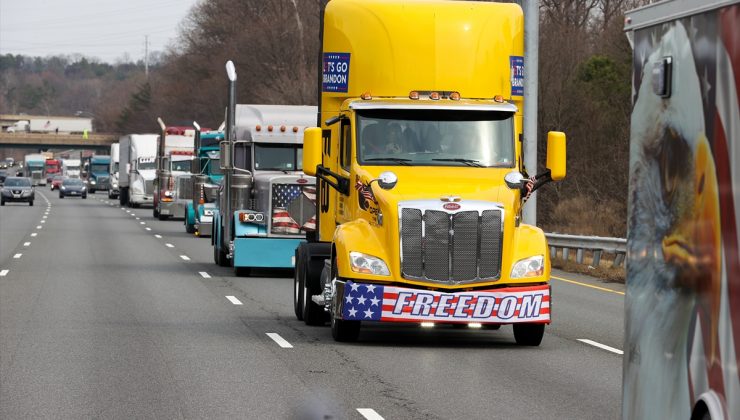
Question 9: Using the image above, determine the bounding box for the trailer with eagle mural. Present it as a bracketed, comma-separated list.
[211, 104, 317, 276]
[623, 1, 740, 419]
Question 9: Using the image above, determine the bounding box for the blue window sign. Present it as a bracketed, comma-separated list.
[323, 52, 351, 93]
[510, 56, 524, 96]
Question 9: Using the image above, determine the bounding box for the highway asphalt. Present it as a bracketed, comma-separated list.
[0, 190, 625, 419]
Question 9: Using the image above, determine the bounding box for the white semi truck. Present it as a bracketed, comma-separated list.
[29, 117, 92, 134]
[109, 143, 120, 199]
[118, 134, 158, 207]
[62, 159, 81, 179]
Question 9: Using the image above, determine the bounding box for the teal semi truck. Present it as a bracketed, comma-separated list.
[185, 129, 224, 236]
[83, 155, 111, 193]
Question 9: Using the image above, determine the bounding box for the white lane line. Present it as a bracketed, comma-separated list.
[30, 233, 37, 237]
[136, 217, 140, 220]
[0, 270, 9, 276]
[357, 408, 384, 420]
[199, 271, 211, 279]
[42, 216, 47, 219]
[40, 220, 45, 224]
[36, 226, 42, 229]
[140, 222, 145, 225]
[145, 227, 152, 231]
[577, 339, 624, 355]
[179, 255, 190, 261]
[13, 254, 22, 259]
[23, 242, 30, 247]
[266, 333, 294, 349]
[226, 296, 243, 305]
[165, 243, 174, 248]
[155, 234, 162, 239]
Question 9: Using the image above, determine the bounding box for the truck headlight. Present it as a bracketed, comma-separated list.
[510, 255, 544, 278]
[113, 182, 118, 188]
[90, 180, 96, 185]
[349, 252, 390, 276]
[61, 186, 66, 190]
[164, 190, 174, 197]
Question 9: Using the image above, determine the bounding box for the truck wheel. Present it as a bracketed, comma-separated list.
[214, 243, 229, 267]
[294, 249, 305, 320]
[185, 221, 196, 234]
[302, 247, 328, 325]
[29, 200, 33, 206]
[513, 323, 545, 346]
[0, 199, 4, 206]
[153, 207, 159, 218]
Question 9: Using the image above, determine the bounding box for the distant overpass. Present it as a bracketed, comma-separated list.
[0, 132, 119, 151]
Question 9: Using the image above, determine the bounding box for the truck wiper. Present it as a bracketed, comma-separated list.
[432, 158, 483, 167]
[364, 157, 412, 165]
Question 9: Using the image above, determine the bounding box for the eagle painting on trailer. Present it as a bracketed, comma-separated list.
[624, 3, 740, 419]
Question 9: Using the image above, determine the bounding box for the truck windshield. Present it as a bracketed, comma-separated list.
[171, 160, 192, 172]
[254, 144, 303, 171]
[204, 159, 223, 175]
[138, 161, 156, 170]
[356, 109, 515, 167]
[91, 164, 108, 173]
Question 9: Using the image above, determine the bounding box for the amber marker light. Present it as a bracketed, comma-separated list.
[293, 126, 299, 133]
[409, 91, 420, 100]
[493, 95, 505, 103]
[430, 91, 440, 100]
[267, 125, 274, 132]
[256, 125, 261, 132]
[449, 91, 461, 101]
[360, 91, 372, 100]
[280, 125, 286, 132]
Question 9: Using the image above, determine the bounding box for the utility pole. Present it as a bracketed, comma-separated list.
[515, 0, 539, 226]
[144, 35, 149, 78]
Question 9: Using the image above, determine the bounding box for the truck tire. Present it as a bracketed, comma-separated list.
[119, 188, 128, 206]
[0, 199, 4, 206]
[214, 243, 229, 267]
[513, 323, 545, 346]
[294, 248, 305, 320]
[29, 200, 33, 206]
[185, 221, 196, 234]
[153, 206, 159, 218]
[303, 259, 327, 326]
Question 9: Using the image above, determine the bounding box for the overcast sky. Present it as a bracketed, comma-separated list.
[0, 0, 200, 62]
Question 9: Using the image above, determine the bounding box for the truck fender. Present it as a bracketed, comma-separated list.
[185, 202, 196, 226]
[333, 219, 390, 279]
[509, 224, 551, 279]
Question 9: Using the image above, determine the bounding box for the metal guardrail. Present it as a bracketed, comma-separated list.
[545, 233, 627, 268]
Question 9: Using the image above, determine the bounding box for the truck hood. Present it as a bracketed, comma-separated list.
[252, 171, 311, 184]
[137, 169, 156, 181]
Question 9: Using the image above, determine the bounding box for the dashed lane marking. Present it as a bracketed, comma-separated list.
[357, 409, 384, 420]
[577, 339, 624, 355]
[23, 242, 30, 247]
[155, 234, 162, 239]
[165, 243, 174, 248]
[13, 254, 22, 259]
[199, 272, 211, 279]
[30, 233, 37, 237]
[266, 333, 293, 349]
[0, 270, 9, 276]
[140, 222, 145, 225]
[36, 226, 42, 229]
[180, 255, 190, 261]
[145, 227, 152, 231]
[226, 296, 243, 305]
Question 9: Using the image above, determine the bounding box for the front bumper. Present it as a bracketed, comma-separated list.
[159, 200, 186, 218]
[2, 193, 33, 202]
[60, 189, 86, 197]
[334, 280, 550, 324]
[130, 193, 153, 206]
[233, 238, 304, 268]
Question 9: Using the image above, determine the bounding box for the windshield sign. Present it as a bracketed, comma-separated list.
[356, 109, 514, 167]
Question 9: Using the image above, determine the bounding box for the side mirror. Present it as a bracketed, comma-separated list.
[504, 171, 525, 190]
[303, 127, 322, 176]
[219, 141, 230, 170]
[546, 131, 566, 181]
[376, 171, 398, 190]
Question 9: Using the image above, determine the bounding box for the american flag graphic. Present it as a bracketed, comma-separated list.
[271, 183, 317, 234]
[341, 281, 550, 323]
[355, 180, 375, 203]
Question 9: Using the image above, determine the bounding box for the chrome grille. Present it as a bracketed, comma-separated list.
[177, 176, 192, 200]
[270, 183, 316, 235]
[400, 205, 503, 284]
[144, 180, 154, 194]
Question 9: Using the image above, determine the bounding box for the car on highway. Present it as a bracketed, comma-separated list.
[50, 175, 65, 191]
[1, 177, 35, 206]
[0, 170, 6, 186]
[59, 178, 87, 199]
[0, 162, 7, 169]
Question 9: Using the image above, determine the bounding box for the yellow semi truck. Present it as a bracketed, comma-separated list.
[295, 0, 566, 344]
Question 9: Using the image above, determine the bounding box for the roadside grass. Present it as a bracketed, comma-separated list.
[551, 249, 625, 283]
